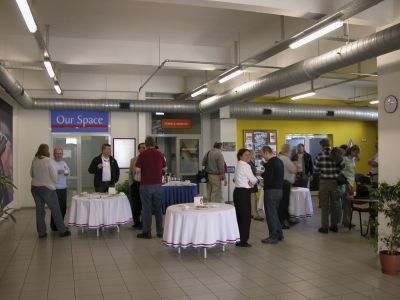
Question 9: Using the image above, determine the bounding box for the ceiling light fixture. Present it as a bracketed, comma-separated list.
[155, 112, 165, 115]
[53, 81, 62, 95]
[369, 100, 379, 104]
[218, 67, 244, 83]
[289, 20, 344, 49]
[15, 0, 37, 33]
[191, 86, 208, 98]
[291, 91, 316, 100]
[43, 58, 55, 78]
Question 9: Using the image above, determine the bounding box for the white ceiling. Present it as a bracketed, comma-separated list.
[0, 0, 399, 102]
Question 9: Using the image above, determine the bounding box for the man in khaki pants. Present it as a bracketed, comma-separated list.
[202, 142, 225, 202]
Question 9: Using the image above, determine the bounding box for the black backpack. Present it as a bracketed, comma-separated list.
[330, 147, 344, 165]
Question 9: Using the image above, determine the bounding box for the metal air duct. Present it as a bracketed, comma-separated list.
[230, 103, 377, 121]
[0, 65, 33, 108]
[32, 98, 199, 114]
[199, 22, 400, 113]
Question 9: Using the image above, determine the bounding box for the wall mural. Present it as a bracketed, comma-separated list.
[0, 98, 13, 207]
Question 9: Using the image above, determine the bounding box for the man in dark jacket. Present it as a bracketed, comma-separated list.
[291, 143, 313, 188]
[260, 145, 284, 244]
[88, 143, 120, 192]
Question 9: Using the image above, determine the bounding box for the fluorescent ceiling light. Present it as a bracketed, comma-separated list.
[369, 100, 379, 104]
[191, 86, 208, 97]
[155, 112, 165, 115]
[291, 91, 316, 100]
[15, 0, 37, 33]
[43, 59, 55, 78]
[289, 20, 344, 49]
[54, 82, 62, 95]
[218, 68, 244, 83]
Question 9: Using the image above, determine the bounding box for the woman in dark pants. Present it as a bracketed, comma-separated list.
[233, 148, 258, 247]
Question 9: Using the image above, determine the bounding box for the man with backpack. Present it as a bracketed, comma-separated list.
[314, 139, 344, 234]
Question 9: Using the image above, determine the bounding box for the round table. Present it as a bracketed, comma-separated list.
[68, 193, 132, 236]
[163, 203, 240, 258]
[257, 187, 313, 219]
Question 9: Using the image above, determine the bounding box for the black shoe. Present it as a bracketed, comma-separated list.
[278, 236, 284, 241]
[137, 232, 152, 239]
[261, 237, 278, 244]
[329, 226, 338, 233]
[318, 228, 329, 234]
[156, 233, 163, 238]
[282, 224, 290, 229]
[236, 242, 252, 247]
[60, 230, 71, 237]
[38, 233, 47, 239]
[51, 227, 57, 232]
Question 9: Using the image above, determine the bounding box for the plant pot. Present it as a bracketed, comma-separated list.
[379, 250, 400, 275]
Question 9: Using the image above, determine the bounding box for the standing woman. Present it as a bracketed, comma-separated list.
[233, 148, 258, 247]
[30, 144, 70, 238]
[342, 145, 360, 227]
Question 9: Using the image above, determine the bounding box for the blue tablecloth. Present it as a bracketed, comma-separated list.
[162, 185, 198, 213]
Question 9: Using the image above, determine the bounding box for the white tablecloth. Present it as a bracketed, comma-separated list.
[68, 193, 132, 228]
[163, 203, 240, 248]
[257, 187, 313, 219]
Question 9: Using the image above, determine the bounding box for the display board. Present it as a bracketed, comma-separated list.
[243, 129, 278, 159]
[113, 138, 136, 169]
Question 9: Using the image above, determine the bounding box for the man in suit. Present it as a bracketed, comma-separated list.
[291, 143, 313, 188]
[88, 143, 120, 192]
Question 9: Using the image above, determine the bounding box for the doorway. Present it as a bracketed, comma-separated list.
[52, 134, 110, 195]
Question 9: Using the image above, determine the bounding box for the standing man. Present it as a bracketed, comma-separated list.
[50, 147, 70, 231]
[278, 144, 297, 229]
[135, 136, 166, 239]
[260, 146, 284, 244]
[129, 142, 145, 229]
[202, 142, 225, 202]
[88, 143, 120, 192]
[314, 139, 343, 234]
[292, 143, 313, 188]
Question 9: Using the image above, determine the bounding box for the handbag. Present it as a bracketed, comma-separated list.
[196, 169, 209, 183]
[196, 151, 210, 183]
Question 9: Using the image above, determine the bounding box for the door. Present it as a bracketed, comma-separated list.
[155, 136, 200, 180]
[52, 135, 110, 194]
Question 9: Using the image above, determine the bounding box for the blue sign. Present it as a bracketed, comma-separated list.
[51, 110, 109, 132]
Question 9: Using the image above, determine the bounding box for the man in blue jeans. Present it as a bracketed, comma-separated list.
[135, 136, 166, 239]
[260, 145, 284, 244]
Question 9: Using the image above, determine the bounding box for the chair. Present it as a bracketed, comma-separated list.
[349, 198, 376, 236]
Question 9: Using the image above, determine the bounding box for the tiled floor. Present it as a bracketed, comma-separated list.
[0, 200, 399, 300]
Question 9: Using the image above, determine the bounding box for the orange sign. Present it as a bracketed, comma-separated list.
[161, 119, 192, 129]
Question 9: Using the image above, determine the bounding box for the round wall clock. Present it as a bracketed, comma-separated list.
[384, 95, 398, 113]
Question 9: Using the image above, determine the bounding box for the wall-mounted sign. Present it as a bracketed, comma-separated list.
[161, 119, 192, 129]
[51, 110, 109, 132]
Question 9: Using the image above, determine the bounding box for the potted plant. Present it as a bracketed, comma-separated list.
[116, 180, 130, 195]
[0, 175, 17, 223]
[371, 181, 400, 275]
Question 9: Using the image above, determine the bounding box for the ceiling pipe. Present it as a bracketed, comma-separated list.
[199, 22, 400, 113]
[0, 65, 33, 108]
[229, 103, 377, 121]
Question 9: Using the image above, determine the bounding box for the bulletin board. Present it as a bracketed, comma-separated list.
[243, 129, 277, 158]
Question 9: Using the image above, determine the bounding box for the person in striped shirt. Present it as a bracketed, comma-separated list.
[314, 139, 344, 234]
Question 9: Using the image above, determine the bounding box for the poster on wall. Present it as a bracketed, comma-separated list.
[243, 129, 278, 167]
[113, 138, 136, 169]
[0, 98, 13, 207]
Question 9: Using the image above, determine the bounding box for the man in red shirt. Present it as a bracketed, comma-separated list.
[135, 136, 166, 239]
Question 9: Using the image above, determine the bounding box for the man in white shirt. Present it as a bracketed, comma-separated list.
[88, 143, 120, 192]
[50, 147, 70, 231]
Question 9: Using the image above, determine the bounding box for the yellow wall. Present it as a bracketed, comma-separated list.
[237, 119, 377, 175]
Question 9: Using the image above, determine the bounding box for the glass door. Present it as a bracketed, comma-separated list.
[178, 138, 199, 181]
[52, 134, 110, 195]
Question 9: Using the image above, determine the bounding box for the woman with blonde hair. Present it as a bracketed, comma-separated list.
[30, 144, 70, 238]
